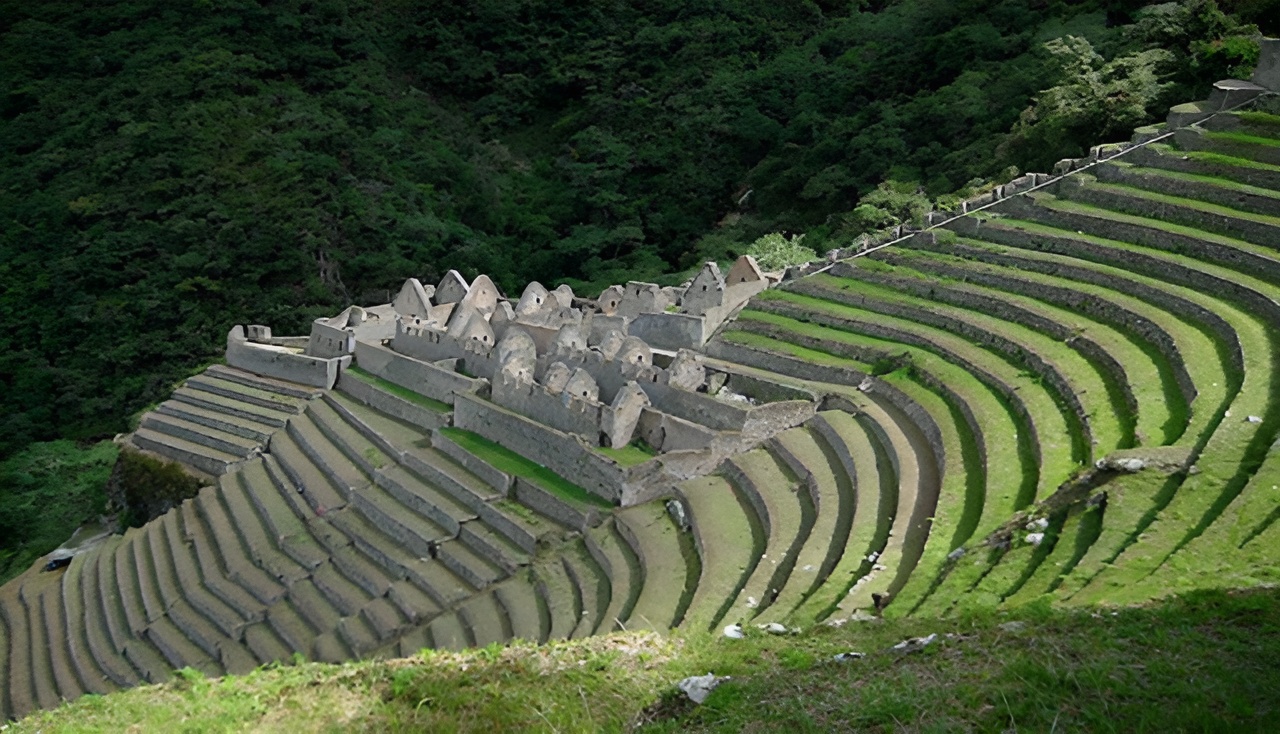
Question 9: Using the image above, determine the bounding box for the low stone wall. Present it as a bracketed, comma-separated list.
[335, 371, 449, 431]
[827, 263, 1140, 433]
[452, 393, 625, 504]
[783, 278, 1095, 458]
[954, 209, 1280, 349]
[1096, 161, 1280, 219]
[703, 339, 946, 473]
[492, 374, 605, 439]
[226, 330, 348, 389]
[636, 408, 717, 452]
[1058, 179, 1280, 250]
[883, 245, 1200, 408]
[353, 340, 487, 405]
[1124, 144, 1280, 192]
[430, 431, 513, 495]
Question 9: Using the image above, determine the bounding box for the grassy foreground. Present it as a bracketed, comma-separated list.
[8, 588, 1280, 733]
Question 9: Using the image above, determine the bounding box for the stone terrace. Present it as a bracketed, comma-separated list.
[1, 44, 1278, 721]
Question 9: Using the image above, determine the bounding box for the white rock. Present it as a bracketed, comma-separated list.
[832, 652, 865, 662]
[1248, 415, 1263, 424]
[677, 673, 729, 704]
[892, 633, 938, 653]
[746, 596, 758, 608]
[1025, 532, 1045, 546]
[722, 624, 744, 639]
[758, 622, 789, 635]
[1025, 517, 1049, 531]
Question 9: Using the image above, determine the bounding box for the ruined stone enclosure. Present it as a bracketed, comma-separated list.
[2, 49, 1280, 721]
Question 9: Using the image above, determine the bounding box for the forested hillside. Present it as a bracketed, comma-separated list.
[0, 0, 1271, 577]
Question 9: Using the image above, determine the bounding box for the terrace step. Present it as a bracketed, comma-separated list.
[243, 623, 293, 664]
[323, 509, 475, 607]
[427, 613, 471, 651]
[562, 541, 609, 639]
[217, 473, 310, 585]
[338, 612, 382, 656]
[23, 588, 66, 710]
[756, 428, 852, 622]
[676, 475, 762, 632]
[144, 613, 220, 676]
[193, 487, 287, 605]
[61, 556, 123, 694]
[205, 364, 323, 400]
[243, 459, 331, 571]
[2, 595, 34, 720]
[1097, 160, 1280, 219]
[171, 386, 296, 427]
[186, 374, 309, 414]
[584, 519, 642, 634]
[458, 592, 510, 647]
[312, 631, 352, 664]
[388, 580, 442, 626]
[335, 369, 452, 432]
[141, 412, 262, 458]
[350, 477, 450, 558]
[532, 557, 580, 642]
[458, 520, 532, 574]
[266, 601, 317, 654]
[435, 539, 505, 590]
[268, 430, 349, 514]
[78, 547, 141, 688]
[154, 512, 248, 638]
[155, 399, 278, 442]
[130, 427, 243, 477]
[43, 580, 99, 702]
[178, 500, 268, 618]
[375, 464, 476, 539]
[493, 571, 547, 643]
[720, 449, 811, 623]
[614, 502, 691, 631]
[307, 563, 371, 620]
[286, 411, 375, 497]
[793, 412, 891, 624]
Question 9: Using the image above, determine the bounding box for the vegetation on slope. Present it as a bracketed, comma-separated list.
[0, 0, 1268, 592]
[7, 587, 1280, 732]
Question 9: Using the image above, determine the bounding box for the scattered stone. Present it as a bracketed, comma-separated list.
[722, 624, 744, 639]
[1025, 532, 1045, 546]
[666, 499, 691, 532]
[892, 633, 938, 654]
[866, 551, 880, 563]
[1025, 517, 1049, 532]
[946, 547, 966, 562]
[832, 652, 865, 662]
[746, 596, 759, 608]
[999, 621, 1028, 634]
[677, 673, 729, 704]
[1248, 415, 1263, 424]
[1097, 455, 1146, 472]
[757, 622, 791, 635]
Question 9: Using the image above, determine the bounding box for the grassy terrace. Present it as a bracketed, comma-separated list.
[883, 245, 1196, 444]
[962, 217, 1278, 601]
[344, 366, 452, 413]
[11, 588, 1280, 733]
[436, 428, 611, 509]
[814, 264, 1158, 448]
[596, 441, 657, 467]
[716, 326, 1007, 619]
[1105, 160, 1280, 204]
[1034, 194, 1280, 270]
[750, 287, 1081, 483]
[1205, 129, 1280, 148]
[1073, 180, 1280, 232]
[1147, 142, 1280, 173]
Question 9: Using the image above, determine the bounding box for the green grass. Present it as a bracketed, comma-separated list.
[12, 588, 1280, 732]
[1082, 180, 1280, 228]
[969, 217, 1279, 599]
[1205, 129, 1280, 148]
[1153, 144, 1280, 172]
[438, 427, 612, 509]
[596, 440, 657, 467]
[1236, 111, 1280, 133]
[1109, 160, 1280, 202]
[345, 366, 452, 413]
[806, 269, 1135, 452]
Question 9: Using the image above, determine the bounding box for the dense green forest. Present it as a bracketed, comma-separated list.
[0, 0, 1272, 577]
